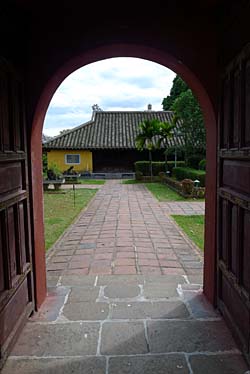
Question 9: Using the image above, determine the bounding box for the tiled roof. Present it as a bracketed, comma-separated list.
[43, 111, 186, 150]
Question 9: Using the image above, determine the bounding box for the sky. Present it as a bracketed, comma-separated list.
[43, 57, 176, 137]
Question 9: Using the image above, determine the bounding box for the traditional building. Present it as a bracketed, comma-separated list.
[43, 108, 185, 173]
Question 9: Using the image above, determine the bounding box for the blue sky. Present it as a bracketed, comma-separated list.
[43, 57, 176, 137]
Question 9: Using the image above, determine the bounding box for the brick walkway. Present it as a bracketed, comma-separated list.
[46, 181, 204, 276]
[2, 181, 249, 373]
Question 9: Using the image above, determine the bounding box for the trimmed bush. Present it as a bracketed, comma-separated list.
[135, 161, 185, 176]
[172, 167, 206, 187]
[199, 159, 206, 170]
[135, 171, 143, 180]
[187, 154, 204, 169]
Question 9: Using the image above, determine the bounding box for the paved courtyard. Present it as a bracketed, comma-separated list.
[46, 181, 205, 276]
[2, 181, 249, 373]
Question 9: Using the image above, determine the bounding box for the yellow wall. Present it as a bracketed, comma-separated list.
[47, 150, 93, 173]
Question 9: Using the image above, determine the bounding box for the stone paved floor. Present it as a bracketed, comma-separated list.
[2, 181, 249, 373]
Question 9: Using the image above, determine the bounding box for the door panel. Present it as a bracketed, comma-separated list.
[0, 59, 34, 366]
[218, 44, 250, 360]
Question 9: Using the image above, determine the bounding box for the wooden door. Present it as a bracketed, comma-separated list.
[0, 58, 34, 366]
[218, 44, 250, 361]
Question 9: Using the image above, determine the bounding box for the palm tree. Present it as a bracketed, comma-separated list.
[156, 121, 175, 173]
[135, 119, 160, 180]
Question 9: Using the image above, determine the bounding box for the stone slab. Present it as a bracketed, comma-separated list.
[2, 357, 106, 374]
[101, 322, 148, 355]
[104, 284, 141, 299]
[67, 287, 100, 302]
[181, 290, 220, 319]
[143, 283, 178, 299]
[108, 354, 189, 374]
[46, 275, 60, 287]
[111, 301, 189, 320]
[60, 275, 96, 286]
[189, 354, 249, 374]
[147, 320, 237, 353]
[10, 322, 100, 356]
[63, 302, 109, 320]
[144, 275, 186, 284]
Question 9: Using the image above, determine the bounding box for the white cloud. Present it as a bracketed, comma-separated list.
[43, 57, 176, 137]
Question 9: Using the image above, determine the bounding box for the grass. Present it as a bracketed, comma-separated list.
[64, 179, 105, 184]
[145, 182, 189, 201]
[171, 215, 205, 250]
[122, 179, 143, 184]
[44, 188, 97, 251]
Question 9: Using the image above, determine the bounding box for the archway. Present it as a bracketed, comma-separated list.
[31, 43, 217, 308]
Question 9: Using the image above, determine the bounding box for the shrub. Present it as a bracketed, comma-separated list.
[172, 167, 206, 187]
[199, 159, 206, 170]
[135, 161, 185, 176]
[166, 161, 185, 174]
[192, 187, 206, 198]
[47, 162, 63, 180]
[135, 171, 143, 180]
[187, 154, 204, 169]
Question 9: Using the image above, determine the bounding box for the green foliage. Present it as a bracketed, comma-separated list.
[172, 167, 206, 187]
[162, 76, 188, 110]
[162, 75, 206, 158]
[165, 161, 185, 174]
[199, 159, 206, 170]
[156, 121, 175, 148]
[47, 162, 62, 180]
[135, 161, 185, 176]
[135, 119, 160, 151]
[186, 154, 204, 169]
[172, 89, 206, 156]
[42, 152, 48, 173]
[135, 161, 164, 176]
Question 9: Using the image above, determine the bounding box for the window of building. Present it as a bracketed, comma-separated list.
[65, 154, 80, 164]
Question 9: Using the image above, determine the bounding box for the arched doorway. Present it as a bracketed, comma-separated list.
[30, 44, 217, 308]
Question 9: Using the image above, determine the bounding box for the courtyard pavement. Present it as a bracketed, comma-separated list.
[2, 181, 249, 373]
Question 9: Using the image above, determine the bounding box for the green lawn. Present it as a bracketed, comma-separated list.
[64, 179, 105, 184]
[122, 179, 143, 184]
[44, 189, 97, 251]
[145, 182, 189, 201]
[171, 215, 205, 250]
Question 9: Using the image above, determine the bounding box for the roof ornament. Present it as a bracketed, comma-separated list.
[92, 104, 103, 111]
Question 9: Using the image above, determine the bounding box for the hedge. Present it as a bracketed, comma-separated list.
[186, 154, 205, 169]
[172, 167, 206, 187]
[199, 159, 206, 170]
[134, 161, 185, 176]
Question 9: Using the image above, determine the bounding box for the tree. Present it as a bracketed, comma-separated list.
[162, 76, 188, 110]
[162, 75, 206, 162]
[156, 121, 175, 172]
[171, 89, 205, 161]
[135, 119, 160, 180]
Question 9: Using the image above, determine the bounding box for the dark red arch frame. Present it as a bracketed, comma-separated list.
[31, 44, 217, 308]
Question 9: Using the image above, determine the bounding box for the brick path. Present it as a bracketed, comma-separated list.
[2, 181, 249, 373]
[46, 181, 204, 276]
